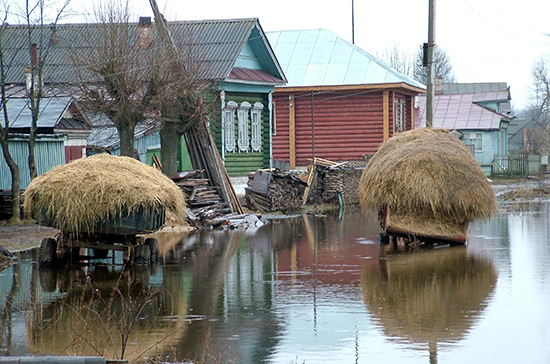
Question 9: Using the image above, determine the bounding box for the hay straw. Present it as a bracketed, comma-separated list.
[359, 128, 497, 238]
[23, 153, 186, 235]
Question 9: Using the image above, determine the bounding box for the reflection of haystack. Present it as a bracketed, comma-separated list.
[359, 128, 497, 238]
[362, 248, 497, 345]
[23, 154, 187, 236]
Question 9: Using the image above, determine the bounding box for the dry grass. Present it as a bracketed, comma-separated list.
[359, 128, 497, 238]
[23, 154, 186, 235]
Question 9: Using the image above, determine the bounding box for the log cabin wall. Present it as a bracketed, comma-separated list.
[273, 89, 391, 167]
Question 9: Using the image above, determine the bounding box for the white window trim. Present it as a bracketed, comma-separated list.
[238, 101, 251, 152]
[251, 102, 264, 152]
[223, 101, 238, 153]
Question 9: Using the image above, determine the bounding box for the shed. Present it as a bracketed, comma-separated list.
[266, 29, 425, 169]
[2, 96, 92, 163]
[0, 134, 66, 189]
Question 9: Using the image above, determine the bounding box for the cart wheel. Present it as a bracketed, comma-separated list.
[39, 238, 58, 266]
[134, 244, 151, 266]
[145, 238, 159, 263]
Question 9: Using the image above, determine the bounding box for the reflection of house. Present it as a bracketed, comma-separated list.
[416, 82, 513, 175]
[0, 96, 92, 189]
[2, 18, 286, 177]
[266, 29, 425, 169]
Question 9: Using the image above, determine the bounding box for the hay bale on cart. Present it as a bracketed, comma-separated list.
[23, 153, 187, 266]
[358, 128, 497, 244]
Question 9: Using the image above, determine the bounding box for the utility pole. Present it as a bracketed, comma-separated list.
[426, 0, 435, 128]
[351, 0, 355, 44]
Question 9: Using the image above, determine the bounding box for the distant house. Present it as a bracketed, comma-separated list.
[416, 82, 513, 175]
[2, 18, 286, 177]
[0, 96, 92, 189]
[265, 29, 425, 169]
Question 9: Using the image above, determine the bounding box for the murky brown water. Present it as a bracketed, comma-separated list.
[1, 204, 550, 363]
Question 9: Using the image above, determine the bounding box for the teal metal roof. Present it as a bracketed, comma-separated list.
[266, 29, 425, 89]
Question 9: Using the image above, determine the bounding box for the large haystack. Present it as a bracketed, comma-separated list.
[359, 128, 497, 238]
[23, 154, 186, 236]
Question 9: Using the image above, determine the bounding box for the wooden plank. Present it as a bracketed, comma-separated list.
[289, 94, 296, 170]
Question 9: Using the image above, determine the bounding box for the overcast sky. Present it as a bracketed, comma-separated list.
[67, 0, 550, 110]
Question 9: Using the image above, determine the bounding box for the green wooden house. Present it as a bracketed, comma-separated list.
[2, 18, 286, 177]
[170, 18, 287, 176]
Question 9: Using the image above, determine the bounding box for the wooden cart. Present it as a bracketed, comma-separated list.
[37, 207, 164, 267]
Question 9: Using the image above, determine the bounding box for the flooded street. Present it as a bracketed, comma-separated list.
[1, 204, 550, 363]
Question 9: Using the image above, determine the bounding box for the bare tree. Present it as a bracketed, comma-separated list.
[22, 0, 70, 180]
[73, 0, 156, 157]
[376, 42, 414, 77]
[523, 56, 550, 153]
[413, 45, 456, 85]
[0, 4, 21, 221]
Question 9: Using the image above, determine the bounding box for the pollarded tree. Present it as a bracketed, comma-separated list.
[73, 0, 156, 157]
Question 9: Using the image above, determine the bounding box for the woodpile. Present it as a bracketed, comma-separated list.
[170, 170, 230, 225]
[312, 159, 364, 206]
[244, 158, 364, 213]
[0, 190, 21, 220]
[245, 169, 307, 213]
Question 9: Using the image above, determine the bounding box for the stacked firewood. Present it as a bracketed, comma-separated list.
[245, 169, 306, 213]
[315, 164, 363, 205]
[0, 190, 23, 220]
[170, 170, 230, 224]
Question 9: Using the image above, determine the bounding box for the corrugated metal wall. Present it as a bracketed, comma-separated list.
[273, 90, 388, 166]
[0, 135, 66, 190]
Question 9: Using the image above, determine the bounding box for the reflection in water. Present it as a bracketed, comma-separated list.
[362, 248, 497, 361]
[29, 264, 188, 362]
[4, 205, 550, 363]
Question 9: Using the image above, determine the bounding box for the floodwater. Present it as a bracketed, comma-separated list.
[1, 204, 550, 364]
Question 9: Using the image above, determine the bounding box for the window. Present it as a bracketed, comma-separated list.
[463, 132, 483, 152]
[237, 101, 251, 152]
[251, 102, 264, 152]
[394, 100, 406, 133]
[223, 101, 238, 153]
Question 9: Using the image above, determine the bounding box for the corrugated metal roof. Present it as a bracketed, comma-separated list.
[416, 93, 510, 130]
[2, 18, 285, 85]
[441, 82, 509, 94]
[2, 97, 71, 128]
[266, 29, 425, 89]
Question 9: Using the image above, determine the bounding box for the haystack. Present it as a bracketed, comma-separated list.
[23, 154, 186, 236]
[359, 128, 497, 239]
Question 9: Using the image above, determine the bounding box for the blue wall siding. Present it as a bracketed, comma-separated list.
[0, 136, 66, 190]
[111, 132, 161, 163]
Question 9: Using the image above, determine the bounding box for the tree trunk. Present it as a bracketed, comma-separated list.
[28, 98, 39, 180]
[160, 126, 180, 176]
[118, 125, 136, 157]
[0, 135, 21, 221]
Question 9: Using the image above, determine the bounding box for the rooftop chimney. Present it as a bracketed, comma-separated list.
[137, 17, 152, 49]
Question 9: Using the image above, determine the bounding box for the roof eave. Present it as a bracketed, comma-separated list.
[274, 82, 425, 94]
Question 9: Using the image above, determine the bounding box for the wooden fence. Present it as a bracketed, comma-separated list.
[492, 154, 541, 175]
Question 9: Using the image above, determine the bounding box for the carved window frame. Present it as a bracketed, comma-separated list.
[223, 101, 238, 153]
[251, 102, 264, 152]
[237, 101, 251, 152]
